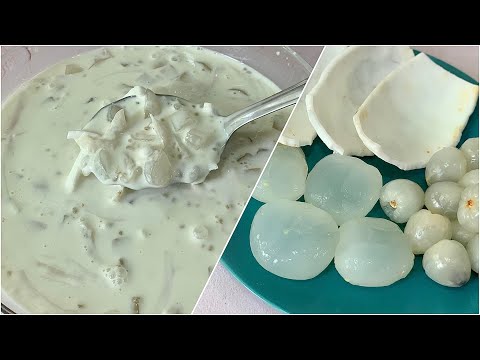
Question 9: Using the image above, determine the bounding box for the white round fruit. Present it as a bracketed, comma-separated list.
[423, 240, 471, 287]
[334, 217, 414, 287]
[253, 144, 308, 203]
[304, 154, 382, 225]
[425, 147, 467, 185]
[458, 169, 479, 188]
[451, 219, 476, 246]
[380, 179, 424, 223]
[457, 184, 479, 233]
[460, 137, 479, 171]
[466, 234, 479, 273]
[250, 200, 339, 280]
[424, 181, 463, 220]
[404, 209, 452, 254]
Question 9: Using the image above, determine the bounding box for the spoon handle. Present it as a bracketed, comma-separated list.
[223, 78, 308, 136]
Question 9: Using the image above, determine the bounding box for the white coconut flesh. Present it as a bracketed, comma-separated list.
[304, 154, 382, 225]
[306, 46, 414, 156]
[278, 104, 317, 148]
[250, 200, 339, 280]
[280, 46, 348, 147]
[423, 240, 471, 287]
[252, 144, 308, 203]
[353, 53, 479, 170]
[334, 217, 414, 287]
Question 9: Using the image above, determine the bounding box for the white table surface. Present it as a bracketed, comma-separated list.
[193, 45, 480, 314]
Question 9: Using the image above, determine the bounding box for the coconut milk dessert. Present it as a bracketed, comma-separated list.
[1, 46, 287, 313]
[66, 85, 230, 191]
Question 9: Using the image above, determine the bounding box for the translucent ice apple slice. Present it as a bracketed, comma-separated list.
[250, 200, 339, 280]
[253, 144, 308, 203]
[304, 154, 382, 225]
[334, 217, 414, 287]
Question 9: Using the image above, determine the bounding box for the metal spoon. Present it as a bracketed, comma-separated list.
[222, 78, 307, 136]
[91, 78, 307, 137]
[79, 79, 307, 189]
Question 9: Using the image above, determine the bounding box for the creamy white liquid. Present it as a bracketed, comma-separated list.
[1, 46, 287, 313]
[66, 86, 229, 191]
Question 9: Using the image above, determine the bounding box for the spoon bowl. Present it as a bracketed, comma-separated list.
[92, 79, 307, 137]
[77, 79, 307, 189]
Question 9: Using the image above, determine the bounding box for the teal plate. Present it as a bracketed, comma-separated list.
[221, 53, 479, 314]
